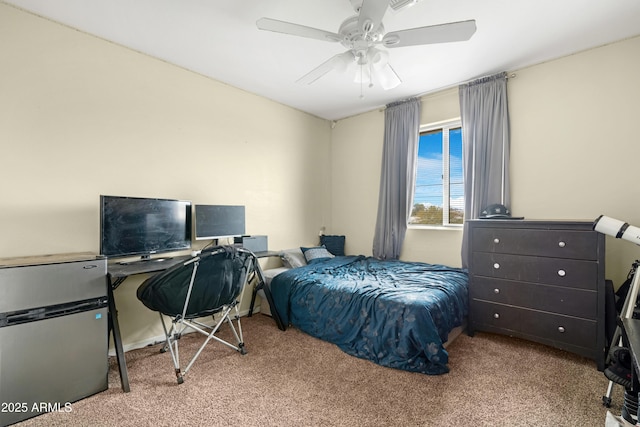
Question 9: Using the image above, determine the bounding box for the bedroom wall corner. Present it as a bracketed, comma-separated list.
[329, 110, 384, 257]
[0, 3, 332, 350]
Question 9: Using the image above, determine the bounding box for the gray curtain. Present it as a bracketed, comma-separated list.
[372, 98, 421, 260]
[459, 72, 510, 268]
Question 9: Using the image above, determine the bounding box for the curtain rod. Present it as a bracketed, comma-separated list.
[377, 72, 516, 113]
[420, 71, 516, 97]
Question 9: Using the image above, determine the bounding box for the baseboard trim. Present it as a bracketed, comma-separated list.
[108, 308, 253, 356]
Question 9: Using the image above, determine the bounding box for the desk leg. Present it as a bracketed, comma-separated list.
[248, 272, 259, 317]
[251, 258, 286, 331]
[107, 279, 130, 392]
[262, 284, 286, 331]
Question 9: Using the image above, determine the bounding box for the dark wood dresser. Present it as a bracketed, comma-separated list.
[467, 219, 606, 370]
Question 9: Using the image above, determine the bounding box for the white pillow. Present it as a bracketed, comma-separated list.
[280, 248, 307, 268]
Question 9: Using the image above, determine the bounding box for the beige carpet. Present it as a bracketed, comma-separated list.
[17, 314, 624, 427]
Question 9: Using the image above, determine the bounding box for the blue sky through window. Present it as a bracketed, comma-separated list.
[413, 128, 463, 208]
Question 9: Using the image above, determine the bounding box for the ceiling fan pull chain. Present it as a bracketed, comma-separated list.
[369, 62, 374, 88]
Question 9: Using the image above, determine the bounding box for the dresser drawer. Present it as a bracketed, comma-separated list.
[472, 252, 598, 290]
[471, 227, 599, 260]
[467, 219, 605, 369]
[470, 300, 597, 350]
[470, 277, 596, 319]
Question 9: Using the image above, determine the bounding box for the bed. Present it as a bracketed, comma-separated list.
[267, 249, 468, 375]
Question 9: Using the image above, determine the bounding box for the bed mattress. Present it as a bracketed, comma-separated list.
[270, 255, 468, 374]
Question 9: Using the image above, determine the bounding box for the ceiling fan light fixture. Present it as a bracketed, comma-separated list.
[354, 50, 367, 65]
[353, 62, 372, 87]
[377, 64, 401, 90]
[369, 48, 389, 70]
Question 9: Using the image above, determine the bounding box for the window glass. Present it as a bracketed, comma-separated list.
[409, 121, 464, 226]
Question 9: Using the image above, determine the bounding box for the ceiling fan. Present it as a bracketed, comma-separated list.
[256, 0, 476, 93]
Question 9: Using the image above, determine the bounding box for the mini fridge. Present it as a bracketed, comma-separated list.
[0, 254, 109, 426]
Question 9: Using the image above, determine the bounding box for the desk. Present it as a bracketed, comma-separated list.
[107, 255, 192, 392]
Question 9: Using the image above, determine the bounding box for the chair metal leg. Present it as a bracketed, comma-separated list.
[140, 247, 256, 384]
[160, 313, 185, 383]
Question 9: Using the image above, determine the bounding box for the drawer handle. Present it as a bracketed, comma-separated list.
[557, 269, 566, 277]
[494, 288, 500, 294]
[558, 241, 566, 248]
[493, 238, 500, 244]
[493, 263, 500, 269]
[493, 313, 500, 319]
[558, 326, 565, 333]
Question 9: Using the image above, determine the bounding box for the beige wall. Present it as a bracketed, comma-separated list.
[508, 36, 640, 282]
[3, 2, 640, 350]
[0, 4, 331, 350]
[332, 36, 640, 284]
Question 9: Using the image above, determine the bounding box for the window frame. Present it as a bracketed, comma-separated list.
[408, 118, 464, 230]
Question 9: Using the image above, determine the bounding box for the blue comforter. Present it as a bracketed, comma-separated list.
[270, 256, 468, 374]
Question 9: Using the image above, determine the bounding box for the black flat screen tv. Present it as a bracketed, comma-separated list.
[100, 195, 192, 259]
[194, 205, 245, 240]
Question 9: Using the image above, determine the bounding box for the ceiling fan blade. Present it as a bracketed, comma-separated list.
[382, 19, 476, 48]
[297, 51, 354, 85]
[357, 0, 390, 34]
[376, 63, 402, 90]
[256, 18, 342, 42]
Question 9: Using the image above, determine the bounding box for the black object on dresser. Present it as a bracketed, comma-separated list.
[467, 219, 606, 370]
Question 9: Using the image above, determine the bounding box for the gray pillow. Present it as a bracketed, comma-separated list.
[301, 246, 335, 264]
[280, 248, 307, 268]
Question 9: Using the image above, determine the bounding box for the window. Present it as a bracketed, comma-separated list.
[409, 120, 464, 227]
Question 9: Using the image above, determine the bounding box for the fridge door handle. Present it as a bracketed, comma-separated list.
[0, 297, 108, 327]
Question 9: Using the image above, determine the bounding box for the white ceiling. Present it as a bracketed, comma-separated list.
[5, 0, 640, 121]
